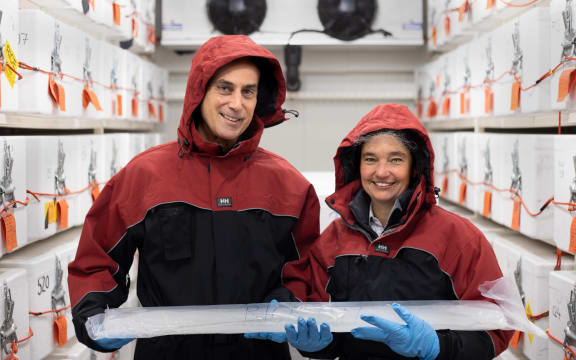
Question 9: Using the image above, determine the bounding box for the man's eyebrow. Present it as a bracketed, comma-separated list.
[214, 79, 234, 87]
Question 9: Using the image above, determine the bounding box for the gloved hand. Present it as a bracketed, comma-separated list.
[244, 300, 287, 343]
[285, 317, 333, 352]
[351, 303, 439, 360]
[86, 315, 134, 350]
[94, 337, 134, 350]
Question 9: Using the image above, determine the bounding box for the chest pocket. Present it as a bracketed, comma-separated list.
[145, 204, 195, 261]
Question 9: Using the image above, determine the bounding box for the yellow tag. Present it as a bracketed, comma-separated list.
[525, 301, 534, 344]
[525, 300, 532, 317]
[3, 41, 18, 88]
[44, 201, 57, 224]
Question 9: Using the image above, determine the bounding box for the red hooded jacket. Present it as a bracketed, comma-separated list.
[283, 104, 512, 360]
[68, 36, 320, 359]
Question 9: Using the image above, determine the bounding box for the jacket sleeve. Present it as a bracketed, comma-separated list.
[435, 227, 513, 359]
[68, 175, 140, 352]
[281, 184, 321, 302]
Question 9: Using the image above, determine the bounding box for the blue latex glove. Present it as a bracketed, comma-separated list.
[94, 337, 134, 350]
[285, 317, 333, 352]
[244, 300, 287, 343]
[351, 303, 440, 360]
[86, 317, 134, 350]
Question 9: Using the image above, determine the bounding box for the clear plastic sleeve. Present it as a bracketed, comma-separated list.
[87, 276, 544, 339]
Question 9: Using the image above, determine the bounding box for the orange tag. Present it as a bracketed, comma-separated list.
[484, 86, 493, 114]
[557, 69, 576, 102]
[159, 104, 164, 123]
[132, 97, 138, 117]
[113, 3, 121, 25]
[56, 82, 66, 112]
[48, 74, 59, 107]
[511, 199, 521, 231]
[54, 315, 67, 347]
[57, 199, 69, 230]
[132, 18, 139, 37]
[441, 97, 451, 116]
[458, 1, 468, 22]
[427, 100, 438, 118]
[88, 89, 102, 111]
[1, 213, 17, 252]
[459, 92, 468, 114]
[441, 176, 448, 197]
[458, 182, 467, 205]
[444, 16, 451, 37]
[510, 80, 521, 111]
[486, 0, 495, 8]
[148, 102, 156, 119]
[147, 24, 156, 45]
[91, 184, 100, 202]
[82, 87, 102, 111]
[569, 216, 576, 254]
[509, 330, 522, 349]
[432, 26, 437, 46]
[482, 191, 492, 217]
[116, 94, 123, 116]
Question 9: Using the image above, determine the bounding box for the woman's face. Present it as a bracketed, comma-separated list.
[360, 134, 413, 209]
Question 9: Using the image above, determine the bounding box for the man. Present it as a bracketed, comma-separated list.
[68, 35, 320, 359]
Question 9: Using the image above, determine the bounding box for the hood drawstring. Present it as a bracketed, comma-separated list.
[177, 137, 190, 159]
[283, 109, 299, 119]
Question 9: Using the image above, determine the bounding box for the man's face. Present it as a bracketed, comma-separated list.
[199, 60, 260, 151]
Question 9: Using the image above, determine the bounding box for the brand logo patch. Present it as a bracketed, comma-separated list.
[375, 243, 389, 254]
[217, 197, 232, 207]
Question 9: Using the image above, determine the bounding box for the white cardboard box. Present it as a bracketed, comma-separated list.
[0, 0, 19, 113]
[100, 41, 128, 120]
[517, 8, 551, 114]
[551, 0, 576, 110]
[0, 268, 30, 360]
[0, 137, 28, 256]
[492, 135, 554, 243]
[492, 20, 516, 117]
[431, 132, 456, 202]
[554, 135, 576, 254]
[473, 133, 503, 222]
[18, 10, 81, 117]
[492, 233, 574, 360]
[549, 271, 576, 360]
[450, 132, 478, 211]
[26, 136, 78, 243]
[0, 229, 79, 359]
[68, 135, 106, 228]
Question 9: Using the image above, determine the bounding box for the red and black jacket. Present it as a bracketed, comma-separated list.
[68, 35, 320, 359]
[283, 104, 512, 360]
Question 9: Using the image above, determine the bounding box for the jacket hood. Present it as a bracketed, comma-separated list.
[177, 35, 287, 156]
[330, 104, 437, 215]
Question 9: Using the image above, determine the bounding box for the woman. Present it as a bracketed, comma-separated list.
[267, 104, 512, 359]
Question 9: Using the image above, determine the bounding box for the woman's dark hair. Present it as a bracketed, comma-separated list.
[340, 129, 431, 189]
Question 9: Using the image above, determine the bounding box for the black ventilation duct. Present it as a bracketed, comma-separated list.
[317, 0, 377, 41]
[285, 45, 302, 92]
[207, 0, 267, 35]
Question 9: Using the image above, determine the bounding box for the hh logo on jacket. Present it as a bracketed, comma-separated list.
[217, 197, 232, 207]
